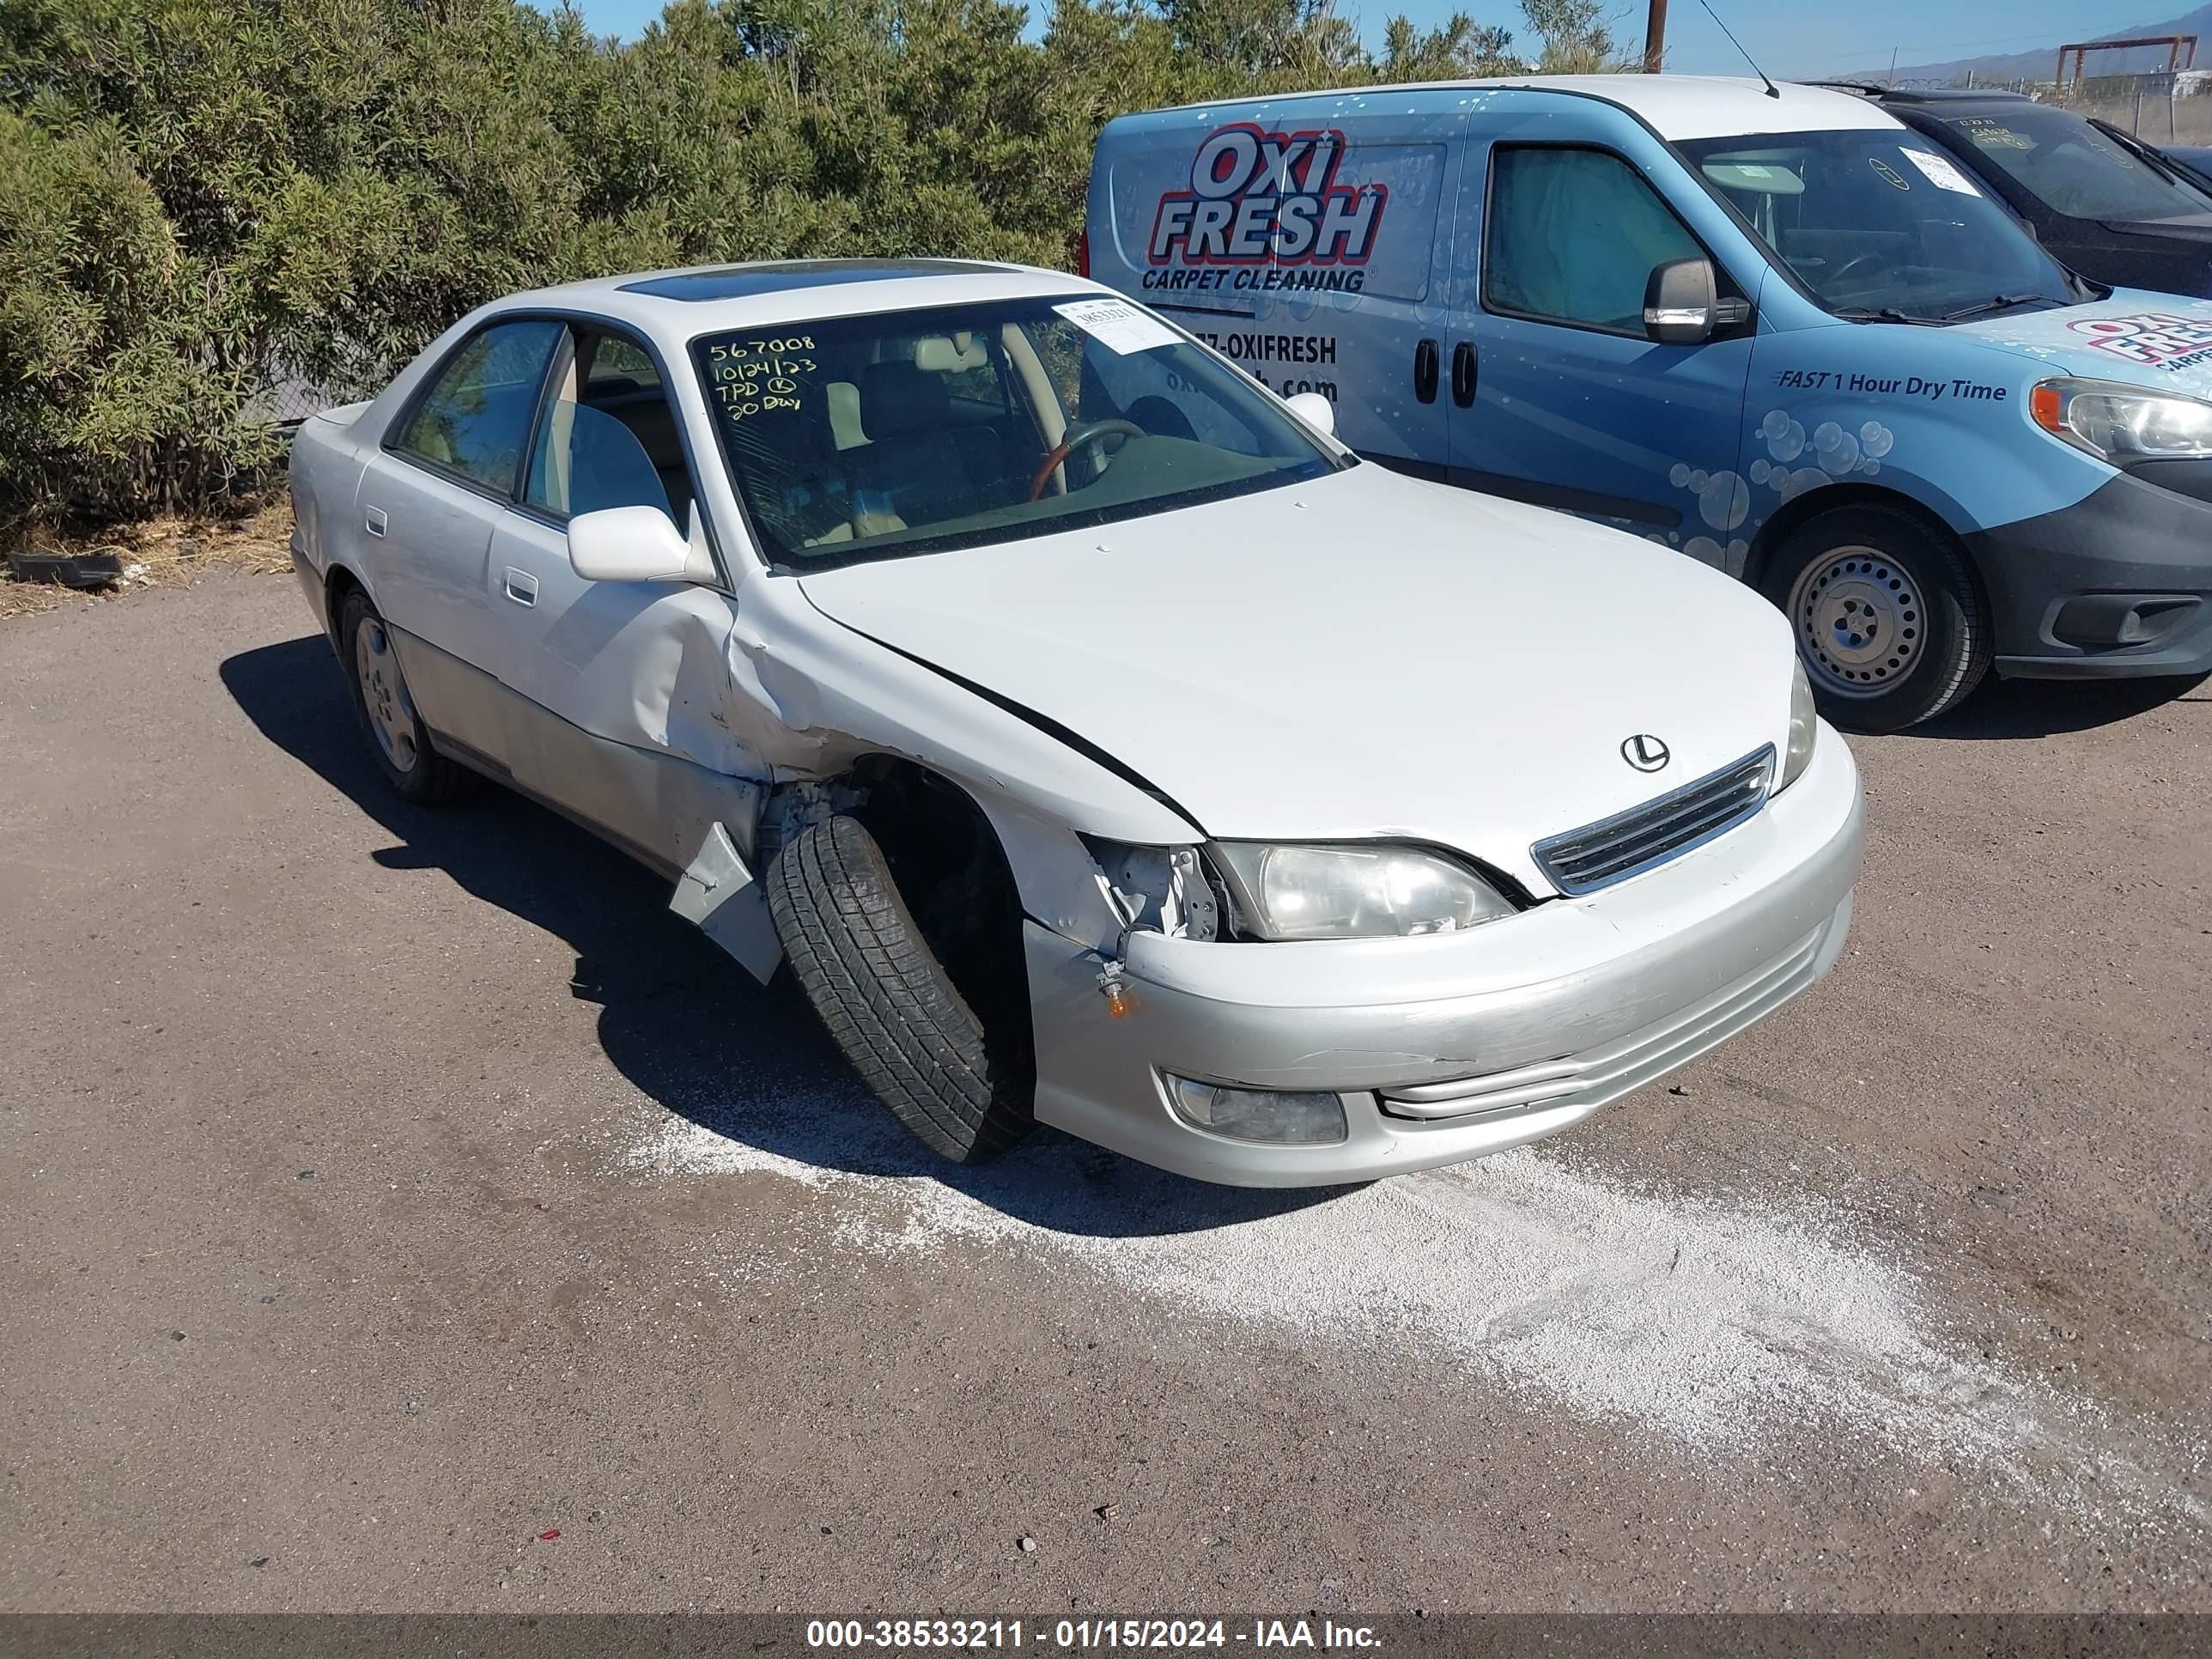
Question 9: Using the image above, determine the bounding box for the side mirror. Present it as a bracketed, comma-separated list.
[1284, 390, 1336, 437]
[1644, 257, 1722, 345]
[566, 506, 713, 585]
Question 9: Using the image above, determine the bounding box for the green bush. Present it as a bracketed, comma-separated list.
[0, 0, 1594, 522]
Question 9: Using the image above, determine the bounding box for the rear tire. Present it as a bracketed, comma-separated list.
[768, 813, 1033, 1164]
[337, 589, 470, 805]
[1760, 504, 1990, 733]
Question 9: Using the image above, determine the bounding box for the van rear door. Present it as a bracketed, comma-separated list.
[1086, 94, 1468, 470]
[1447, 96, 1760, 566]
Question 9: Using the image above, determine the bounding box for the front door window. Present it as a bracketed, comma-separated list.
[1482, 147, 1705, 335]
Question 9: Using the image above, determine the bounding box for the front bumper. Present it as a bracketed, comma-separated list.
[1024, 733, 1864, 1187]
[1970, 472, 2212, 680]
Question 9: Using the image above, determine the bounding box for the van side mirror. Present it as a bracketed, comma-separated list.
[1644, 258, 1723, 344]
[1283, 390, 1336, 437]
[1644, 258, 1752, 345]
[567, 506, 714, 585]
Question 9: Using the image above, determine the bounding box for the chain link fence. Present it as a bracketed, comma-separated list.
[2055, 71, 2212, 146]
[244, 363, 366, 432]
[1887, 68, 2212, 147]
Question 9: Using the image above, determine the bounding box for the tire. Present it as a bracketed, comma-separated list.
[767, 813, 1032, 1164]
[336, 589, 470, 805]
[1760, 503, 1990, 733]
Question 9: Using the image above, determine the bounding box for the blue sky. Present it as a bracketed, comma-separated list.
[571, 0, 2152, 81]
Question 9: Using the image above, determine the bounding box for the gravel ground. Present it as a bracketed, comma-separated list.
[1, 572, 2207, 1613]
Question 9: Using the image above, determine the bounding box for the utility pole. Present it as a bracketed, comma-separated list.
[1644, 0, 1668, 74]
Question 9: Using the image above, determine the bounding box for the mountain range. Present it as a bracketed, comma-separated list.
[1886, 3, 2212, 84]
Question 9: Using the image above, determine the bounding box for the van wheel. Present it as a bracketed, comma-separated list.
[337, 590, 470, 804]
[1761, 505, 1989, 732]
[767, 813, 1033, 1164]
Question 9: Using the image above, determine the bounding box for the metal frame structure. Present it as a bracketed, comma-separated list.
[2057, 34, 2198, 91]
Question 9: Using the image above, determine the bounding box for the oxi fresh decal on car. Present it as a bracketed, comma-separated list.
[1144, 122, 1387, 293]
[2069, 313, 2212, 371]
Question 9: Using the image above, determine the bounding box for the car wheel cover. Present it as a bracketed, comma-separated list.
[354, 616, 419, 773]
[1788, 545, 1925, 699]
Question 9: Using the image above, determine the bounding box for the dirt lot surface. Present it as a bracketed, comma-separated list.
[2, 572, 2208, 1613]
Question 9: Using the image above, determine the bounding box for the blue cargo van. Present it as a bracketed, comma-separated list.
[1085, 76, 2212, 730]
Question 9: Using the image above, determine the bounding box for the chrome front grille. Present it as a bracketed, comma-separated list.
[1532, 745, 1775, 896]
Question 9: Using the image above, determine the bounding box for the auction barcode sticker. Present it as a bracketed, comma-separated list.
[1054, 298, 1180, 355]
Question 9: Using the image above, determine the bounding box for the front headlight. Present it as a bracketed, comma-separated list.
[1779, 659, 1818, 791]
[2032, 377, 2212, 465]
[1211, 842, 1516, 940]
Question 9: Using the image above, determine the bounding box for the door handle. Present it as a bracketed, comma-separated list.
[502, 567, 538, 607]
[1451, 342, 1479, 408]
[364, 507, 386, 538]
[1413, 338, 1439, 404]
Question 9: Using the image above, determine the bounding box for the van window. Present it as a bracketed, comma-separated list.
[1483, 147, 1705, 334]
[1677, 129, 2079, 322]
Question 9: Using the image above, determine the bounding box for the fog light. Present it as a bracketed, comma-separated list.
[1166, 1075, 1348, 1146]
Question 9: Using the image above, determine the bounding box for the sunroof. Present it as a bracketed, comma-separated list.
[618, 259, 1011, 301]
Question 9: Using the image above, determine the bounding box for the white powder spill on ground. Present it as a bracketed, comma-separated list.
[617, 1079, 2204, 1533]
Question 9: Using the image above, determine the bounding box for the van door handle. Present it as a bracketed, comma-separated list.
[364, 507, 386, 538]
[1413, 338, 1440, 404]
[1452, 342, 1479, 408]
[502, 567, 538, 607]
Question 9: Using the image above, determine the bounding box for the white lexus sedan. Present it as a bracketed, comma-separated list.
[289, 258, 1863, 1187]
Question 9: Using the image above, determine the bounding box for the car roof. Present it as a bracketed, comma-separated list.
[1121, 74, 1903, 143]
[489, 258, 1103, 339]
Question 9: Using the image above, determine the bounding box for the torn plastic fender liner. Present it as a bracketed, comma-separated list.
[672, 822, 782, 981]
[972, 791, 1131, 954]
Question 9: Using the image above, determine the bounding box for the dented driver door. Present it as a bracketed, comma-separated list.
[477, 324, 769, 887]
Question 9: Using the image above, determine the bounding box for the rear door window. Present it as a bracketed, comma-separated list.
[392, 319, 563, 494]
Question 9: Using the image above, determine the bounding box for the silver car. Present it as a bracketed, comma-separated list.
[289, 259, 1863, 1186]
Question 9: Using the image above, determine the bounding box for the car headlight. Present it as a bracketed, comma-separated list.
[1779, 659, 1818, 791]
[2031, 377, 2212, 465]
[1211, 842, 1516, 940]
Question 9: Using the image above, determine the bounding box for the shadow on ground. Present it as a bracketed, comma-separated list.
[220, 634, 1349, 1239]
[1906, 672, 2209, 740]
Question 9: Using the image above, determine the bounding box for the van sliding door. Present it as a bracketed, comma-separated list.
[1102, 94, 1471, 470]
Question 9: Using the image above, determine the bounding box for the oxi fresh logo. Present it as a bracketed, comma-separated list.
[2069, 312, 2212, 368]
[1148, 123, 1388, 267]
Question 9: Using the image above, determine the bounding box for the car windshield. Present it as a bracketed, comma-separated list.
[1928, 106, 2212, 224]
[690, 296, 1340, 568]
[1677, 127, 2081, 322]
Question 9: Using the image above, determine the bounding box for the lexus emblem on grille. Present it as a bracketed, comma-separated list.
[1620, 733, 1671, 773]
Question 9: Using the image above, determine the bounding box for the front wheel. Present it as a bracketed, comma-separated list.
[1761, 505, 1990, 732]
[767, 813, 1033, 1164]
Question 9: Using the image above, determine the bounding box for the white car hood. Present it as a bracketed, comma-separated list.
[797, 465, 1798, 891]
